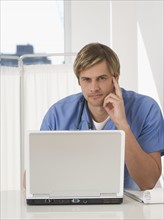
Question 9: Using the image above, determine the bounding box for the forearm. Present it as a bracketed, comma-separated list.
[123, 126, 161, 190]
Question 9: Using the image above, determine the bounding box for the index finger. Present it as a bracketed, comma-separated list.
[112, 77, 122, 98]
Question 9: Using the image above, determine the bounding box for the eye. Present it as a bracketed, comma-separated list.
[81, 77, 91, 82]
[98, 76, 107, 81]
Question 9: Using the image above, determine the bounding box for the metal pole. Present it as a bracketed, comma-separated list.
[18, 57, 24, 191]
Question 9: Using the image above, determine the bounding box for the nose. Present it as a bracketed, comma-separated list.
[90, 80, 100, 93]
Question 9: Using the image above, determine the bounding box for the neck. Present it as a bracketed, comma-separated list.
[88, 104, 109, 122]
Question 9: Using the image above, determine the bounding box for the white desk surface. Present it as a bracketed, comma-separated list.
[1, 190, 163, 220]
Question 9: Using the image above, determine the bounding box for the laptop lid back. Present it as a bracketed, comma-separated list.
[26, 130, 125, 204]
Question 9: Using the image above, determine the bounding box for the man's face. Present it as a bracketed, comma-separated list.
[79, 61, 116, 109]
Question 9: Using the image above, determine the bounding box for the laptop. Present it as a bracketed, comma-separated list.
[25, 130, 125, 205]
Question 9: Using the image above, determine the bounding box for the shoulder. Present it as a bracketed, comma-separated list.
[53, 93, 84, 108]
[122, 88, 160, 110]
[122, 88, 164, 130]
[57, 92, 83, 104]
[40, 93, 84, 130]
[47, 92, 84, 115]
[122, 89, 164, 155]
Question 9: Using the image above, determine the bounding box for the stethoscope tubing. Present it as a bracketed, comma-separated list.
[77, 98, 94, 130]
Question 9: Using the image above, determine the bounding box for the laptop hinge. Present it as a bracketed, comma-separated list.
[50, 191, 100, 197]
[33, 194, 49, 197]
[100, 193, 117, 198]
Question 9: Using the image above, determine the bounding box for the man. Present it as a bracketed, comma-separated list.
[40, 43, 164, 190]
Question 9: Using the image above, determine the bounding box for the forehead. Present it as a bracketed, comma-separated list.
[79, 61, 111, 78]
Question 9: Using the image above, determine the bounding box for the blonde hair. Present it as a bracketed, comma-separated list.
[73, 43, 120, 79]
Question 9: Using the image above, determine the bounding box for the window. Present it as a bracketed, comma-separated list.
[1, 0, 64, 63]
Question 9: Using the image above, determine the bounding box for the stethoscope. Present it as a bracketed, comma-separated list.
[76, 97, 94, 130]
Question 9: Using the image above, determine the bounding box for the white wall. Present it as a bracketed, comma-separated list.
[112, 1, 163, 111]
[111, 1, 138, 91]
[137, 1, 163, 112]
[65, 0, 111, 53]
[68, 0, 163, 112]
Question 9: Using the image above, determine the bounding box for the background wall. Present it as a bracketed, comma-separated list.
[67, 0, 163, 112]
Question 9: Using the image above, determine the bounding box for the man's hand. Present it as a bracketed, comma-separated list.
[103, 77, 128, 130]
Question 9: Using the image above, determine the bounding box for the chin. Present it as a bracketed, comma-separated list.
[88, 100, 104, 107]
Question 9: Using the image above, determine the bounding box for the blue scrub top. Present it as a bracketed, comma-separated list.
[41, 88, 164, 189]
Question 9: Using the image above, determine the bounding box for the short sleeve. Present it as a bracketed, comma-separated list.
[137, 101, 164, 155]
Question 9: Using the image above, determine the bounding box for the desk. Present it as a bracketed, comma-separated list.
[1, 191, 163, 219]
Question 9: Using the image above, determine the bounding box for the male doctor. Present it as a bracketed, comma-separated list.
[31, 43, 164, 190]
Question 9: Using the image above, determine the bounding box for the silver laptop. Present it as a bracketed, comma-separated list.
[25, 130, 125, 205]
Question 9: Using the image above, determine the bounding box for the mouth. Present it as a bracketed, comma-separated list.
[88, 94, 103, 99]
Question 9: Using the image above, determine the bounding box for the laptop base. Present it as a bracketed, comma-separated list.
[27, 198, 123, 205]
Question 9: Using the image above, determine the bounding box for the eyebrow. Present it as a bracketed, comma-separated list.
[80, 74, 109, 79]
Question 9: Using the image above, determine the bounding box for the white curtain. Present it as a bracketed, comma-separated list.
[23, 64, 80, 131]
[1, 64, 81, 191]
[1, 67, 21, 191]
